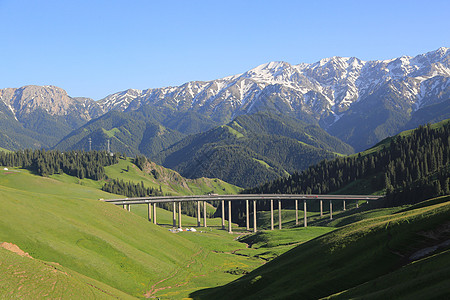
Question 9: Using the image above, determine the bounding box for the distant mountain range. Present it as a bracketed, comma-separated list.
[96, 47, 449, 150]
[0, 47, 448, 186]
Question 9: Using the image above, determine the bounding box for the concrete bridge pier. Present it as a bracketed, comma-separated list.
[197, 201, 201, 227]
[172, 202, 177, 228]
[320, 200, 323, 217]
[270, 199, 274, 230]
[152, 203, 157, 224]
[222, 200, 226, 230]
[303, 200, 307, 227]
[343, 200, 346, 211]
[330, 201, 333, 220]
[246, 200, 250, 231]
[203, 201, 207, 227]
[356, 201, 359, 209]
[295, 200, 299, 225]
[127, 204, 131, 212]
[178, 202, 182, 229]
[123, 204, 126, 210]
[148, 203, 152, 222]
[228, 200, 232, 233]
[278, 200, 282, 230]
[253, 200, 257, 233]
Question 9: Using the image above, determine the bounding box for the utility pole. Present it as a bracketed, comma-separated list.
[88, 138, 92, 151]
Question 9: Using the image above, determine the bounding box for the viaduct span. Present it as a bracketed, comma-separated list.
[100, 194, 383, 233]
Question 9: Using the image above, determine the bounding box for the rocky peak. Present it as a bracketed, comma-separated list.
[0, 85, 102, 121]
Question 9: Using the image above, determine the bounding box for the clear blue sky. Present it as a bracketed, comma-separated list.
[1, 0, 449, 100]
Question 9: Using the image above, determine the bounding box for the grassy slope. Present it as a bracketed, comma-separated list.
[0, 247, 135, 299]
[326, 249, 450, 300]
[0, 168, 213, 297]
[192, 196, 450, 299]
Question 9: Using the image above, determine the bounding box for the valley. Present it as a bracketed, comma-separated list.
[0, 118, 449, 298]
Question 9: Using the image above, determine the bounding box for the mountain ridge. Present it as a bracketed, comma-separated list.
[0, 47, 448, 151]
[96, 46, 449, 150]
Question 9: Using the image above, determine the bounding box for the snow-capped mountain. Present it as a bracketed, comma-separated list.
[98, 47, 449, 122]
[96, 47, 449, 150]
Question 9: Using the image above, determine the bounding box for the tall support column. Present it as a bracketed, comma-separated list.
[270, 199, 274, 231]
[330, 201, 333, 220]
[343, 200, 346, 211]
[228, 200, 232, 233]
[203, 201, 207, 227]
[356, 200, 359, 209]
[123, 204, 126, 209]
[152, 203, 157, 224]
[222, 200, 226, 230]
[172, 202, 177, 228]
[253, 200, 257, 233]
[178, 202, 182, 229]
[127, 204, 131, 212]
[197, 201, 201, 227]
[148, 203, 152, 222]
[320, 200, 323, 217]
[295, 200, 299, 225]
[278, 200, 282, 230]
[303, 199, 307, 227]
[246, 200, 250, 231]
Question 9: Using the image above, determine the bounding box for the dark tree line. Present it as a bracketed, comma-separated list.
[245, 123, 450, 206]
[102, 179, 163, 197]
[0, 149, 119, 180]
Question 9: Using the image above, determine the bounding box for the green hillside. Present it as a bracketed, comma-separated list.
[155, 112, 353, 188]
[99, 156, 241, 197]
[0, 246, 135, 299]
[228, 112, 354, 154]
[192, 196, 450, 299]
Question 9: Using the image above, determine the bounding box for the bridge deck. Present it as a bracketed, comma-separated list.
[100, 194, 383, 205]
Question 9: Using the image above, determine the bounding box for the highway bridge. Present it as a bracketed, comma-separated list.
[100, 194, 383, 233]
